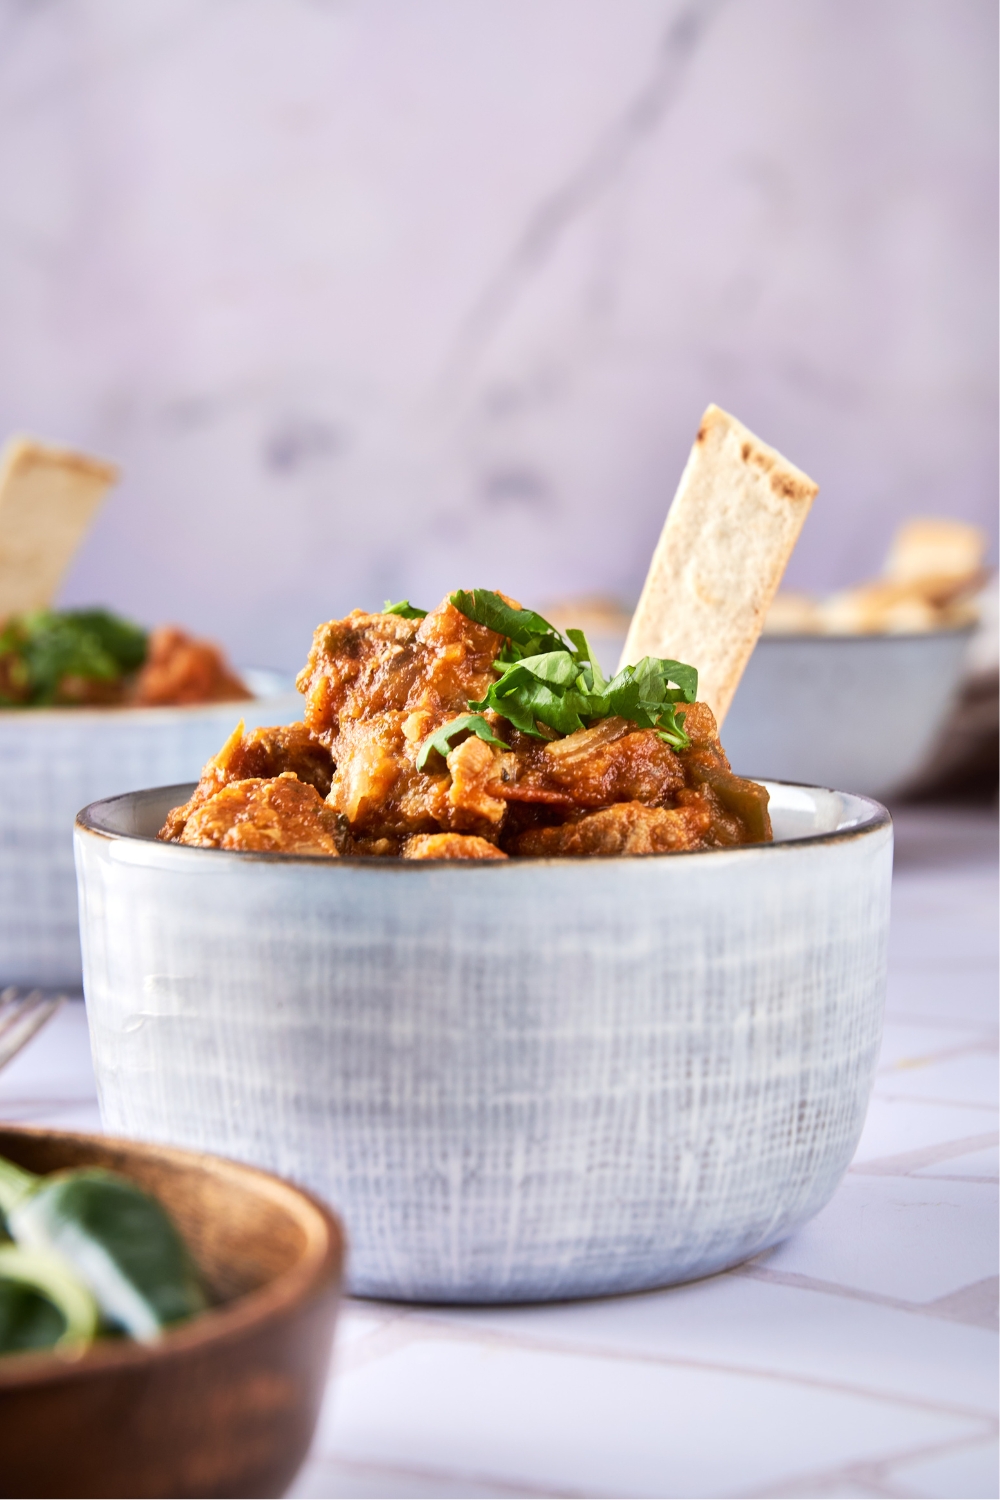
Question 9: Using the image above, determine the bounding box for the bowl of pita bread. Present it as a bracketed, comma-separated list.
[0, 437, 300, 988]
[721, 517, 987, 799]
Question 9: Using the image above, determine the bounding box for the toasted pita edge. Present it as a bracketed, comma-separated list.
[693, 403, 816, 505]
[620, 404, 817, 725]
[0, 435, 119, 489]
[0, 435, 120, 617]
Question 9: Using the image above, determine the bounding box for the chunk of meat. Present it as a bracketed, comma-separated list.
[296, 611, 422, 739]
[130, 626, 250, 707]
[672, 700, 734, 778]
[296, 596, 503, 741]
[159, 720, 334, 840]
[210, 720, 334, 793]
[681, 774, 772, 845]
[403, 833, 507, 860]
[446, 735, 506, 828]
[511, 799, 714, 857]
[413, 601, 506, 719]
[177, 772, 349, 855]
[324, 709, 506, 841]
[497, 718, 685, 809]
[325, 713, 448, 837]
[351, 835, 401, 857]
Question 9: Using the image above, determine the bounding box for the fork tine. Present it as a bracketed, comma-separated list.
[0, 986, 29, 1022]
[0, 988, 44, 1034]
[0, 990, 65, 1070]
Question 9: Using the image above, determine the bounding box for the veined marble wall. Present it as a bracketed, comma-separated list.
[0, 0, 995, 669]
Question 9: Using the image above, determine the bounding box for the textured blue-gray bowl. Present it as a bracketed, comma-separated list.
[0, 670, 298, 987]
[75, 781, 891, 1304]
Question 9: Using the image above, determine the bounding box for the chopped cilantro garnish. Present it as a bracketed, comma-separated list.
[448, 590, 565, 660]
[59, 609, 148, 672]
[383, 599, 427, 619]
[444, 588, 697, 749]
[415, 713, 510, 771]
[388, 588, 698, 763]
[0, 609, 149, 706]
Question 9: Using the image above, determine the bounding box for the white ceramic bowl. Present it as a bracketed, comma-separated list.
[75, 781, 891, 1304]
[718, 631, 971, 799]
[0, 670, 300, 988]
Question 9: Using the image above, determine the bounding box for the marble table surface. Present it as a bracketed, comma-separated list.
[1, 806, 996, 1500]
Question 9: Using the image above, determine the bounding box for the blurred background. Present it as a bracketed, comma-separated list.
[0, 0, 996, 671]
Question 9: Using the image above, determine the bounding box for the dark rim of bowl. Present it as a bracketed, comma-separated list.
[76, 780, 892, 865]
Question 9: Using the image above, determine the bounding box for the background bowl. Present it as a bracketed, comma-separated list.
[719, 630, 971, 799]
[0, 1124, 344, 1500]
[565, 627, 971, 801]
[76, 781, 892, 1305]
[0, 669, 300, 987]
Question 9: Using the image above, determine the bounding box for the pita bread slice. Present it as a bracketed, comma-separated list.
[619, 405, 817, 725]
[0, 436, 118, 617]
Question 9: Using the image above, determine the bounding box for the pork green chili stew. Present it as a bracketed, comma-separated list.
[0, 608, 249, 708]
[160, 590, 771, 859]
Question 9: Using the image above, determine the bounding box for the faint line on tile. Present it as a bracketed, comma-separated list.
[732, 1262, 1000, 1332]
[871, 1091, 999, 1111]
[383, 1308, 994, 1423]
[742, 1426, 999, 1500]
[332, 1310, 427, 1375]
[300, 1452, 583, 1500]
[850, 1131, 999, 1177]
[922, 1276, 999, 1332]
[916, 1172, 997, 1184]
[878, 1039, 999, 1073]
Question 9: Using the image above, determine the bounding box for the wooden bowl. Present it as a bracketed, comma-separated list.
[0, 1126, 346, 1499]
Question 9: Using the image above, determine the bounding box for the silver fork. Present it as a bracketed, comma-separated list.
[0, 987, 65, 1071]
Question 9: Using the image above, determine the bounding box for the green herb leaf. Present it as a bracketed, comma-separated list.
[565, 629, 606, 691]
[415, 713, 510, 771]
[595, 658, 697, 748]
[4, 1164, 207, 1341]
[18, 612, 120, 704]
[469, 644, 697, 747]
[439, 589, 699, 752]
[0, 1272, 68, 1353]
[449, 590, 566, 658]
[654, 706, 690, 750]
[629, 656, 698, 705]
[0, 1244, 100, 1355]
[514, 651, 581, 687]
[0, 608, 150, 706]
[470, 651, 593, 738]
[383, 599, 427, 619]
[61, 610, 148, 672]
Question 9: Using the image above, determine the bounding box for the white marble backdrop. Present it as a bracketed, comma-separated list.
[0, 0, 995, 669]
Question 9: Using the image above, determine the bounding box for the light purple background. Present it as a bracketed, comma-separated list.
[0, 0, 995, 670]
